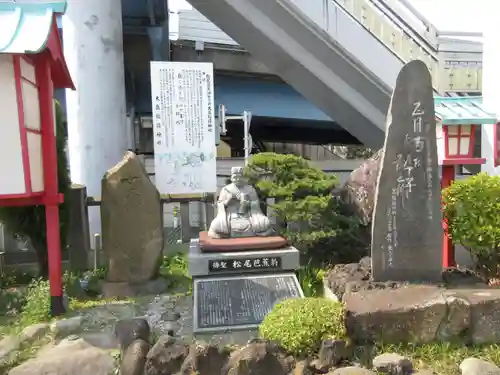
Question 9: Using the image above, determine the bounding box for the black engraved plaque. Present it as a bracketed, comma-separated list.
[193, 273, 303, 332]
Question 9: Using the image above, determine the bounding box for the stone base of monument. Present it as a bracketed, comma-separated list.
[324, 258, 500, 344]
[188, 237, 303, 334]
[199, 231, 289, 252]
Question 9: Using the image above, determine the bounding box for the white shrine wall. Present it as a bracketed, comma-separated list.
[21, 58, 44, 193]
[0, 55, 25, 196]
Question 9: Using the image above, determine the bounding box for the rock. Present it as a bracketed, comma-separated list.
[145, 335, 189, 375]
[345, 285, 448, 343]
[436, 296, 470, 341]
[372, 353, 413, 375]
[0, 335, 21, 365]
[316, 339, 353, 370]
[460, 358, 500, 375]
[21, 323, 50, 342]
[180, 343, 231, 375]
[51, 316, 84, 339]
[115, 318, 150, 352]
[345, 283, 500, 344]
[8, 338, 115, 375]
[338, 149, 382, 226]
[442, 267, 485, 286]
[222, 340, 294, 375]
[292, 359, 316, 375]
[80, 332, 118, 349]
[467, 290, 500, 344]
[101, 151, 164, 284]
[0, 323, 50, 364]
[329, 367, 377, 375]
[325, 257, 405, 302]
[355, 345, 376, 369]
[121, 339, 150, 375]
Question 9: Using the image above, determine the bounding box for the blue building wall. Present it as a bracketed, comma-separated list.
[213, 76, 332, 121]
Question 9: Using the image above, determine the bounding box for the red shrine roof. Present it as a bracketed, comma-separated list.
[0, 1, 74, 89]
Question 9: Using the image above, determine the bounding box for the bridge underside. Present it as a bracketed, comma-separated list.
[125, 35, 359, 147]
[223, 116, 360, 151]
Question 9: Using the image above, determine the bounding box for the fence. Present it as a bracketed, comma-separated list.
[0, 158, 367, 271]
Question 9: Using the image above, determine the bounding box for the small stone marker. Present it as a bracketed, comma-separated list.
[193, 273, 303, 333]
[371, 60, 442, 282]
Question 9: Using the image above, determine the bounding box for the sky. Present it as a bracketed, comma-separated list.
[408, 0, 485, 33]
[170, 0, 486, 34]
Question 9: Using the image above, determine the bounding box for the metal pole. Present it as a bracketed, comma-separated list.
[243, 110, 252, 165]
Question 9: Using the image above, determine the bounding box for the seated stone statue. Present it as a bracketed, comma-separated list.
[208, 166, 272, 238]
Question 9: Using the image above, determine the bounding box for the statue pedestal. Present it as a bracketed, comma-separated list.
[188, 237, 303, 334]
[199, 231, 289, 252]
[189, 236, 299, 277]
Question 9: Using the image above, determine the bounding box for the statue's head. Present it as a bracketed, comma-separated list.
[230, 166, 245, 186]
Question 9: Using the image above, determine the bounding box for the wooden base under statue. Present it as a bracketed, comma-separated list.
[199, 231, 288, 253]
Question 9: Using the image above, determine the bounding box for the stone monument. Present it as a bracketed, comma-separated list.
[100, 151, 166, 297]
[188, 166, 303, 335]
[371, 60, 442, 282]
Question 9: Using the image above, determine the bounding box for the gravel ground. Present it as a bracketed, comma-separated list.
[131, 293, 258, 346]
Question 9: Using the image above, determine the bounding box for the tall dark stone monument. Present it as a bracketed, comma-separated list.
[371, 60, 442, 282]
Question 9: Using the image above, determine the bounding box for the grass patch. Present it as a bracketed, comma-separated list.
[159, 252, 192, 294]
[0, 267, 125, 337]
[376, 342, 500, 375]
[0, 253, 191, 337]
[296, 260, 325, 297]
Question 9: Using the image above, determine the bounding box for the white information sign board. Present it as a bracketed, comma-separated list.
[150, 61, 217, 194]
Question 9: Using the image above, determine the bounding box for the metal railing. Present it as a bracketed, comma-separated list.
[334, 0, 439, 88]
[333, 0, 482, 93]
[86, 193, 216, 245]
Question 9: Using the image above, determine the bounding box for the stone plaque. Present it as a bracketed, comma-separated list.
[193, 273, 303, 332]
[371, 60, 442, 282]
[208, 257, 281, 272]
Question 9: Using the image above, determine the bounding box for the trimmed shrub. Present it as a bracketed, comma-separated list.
[259, 297, 346, 356]
[244, 152, 365, 264]
[442, 173, 500, 280]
